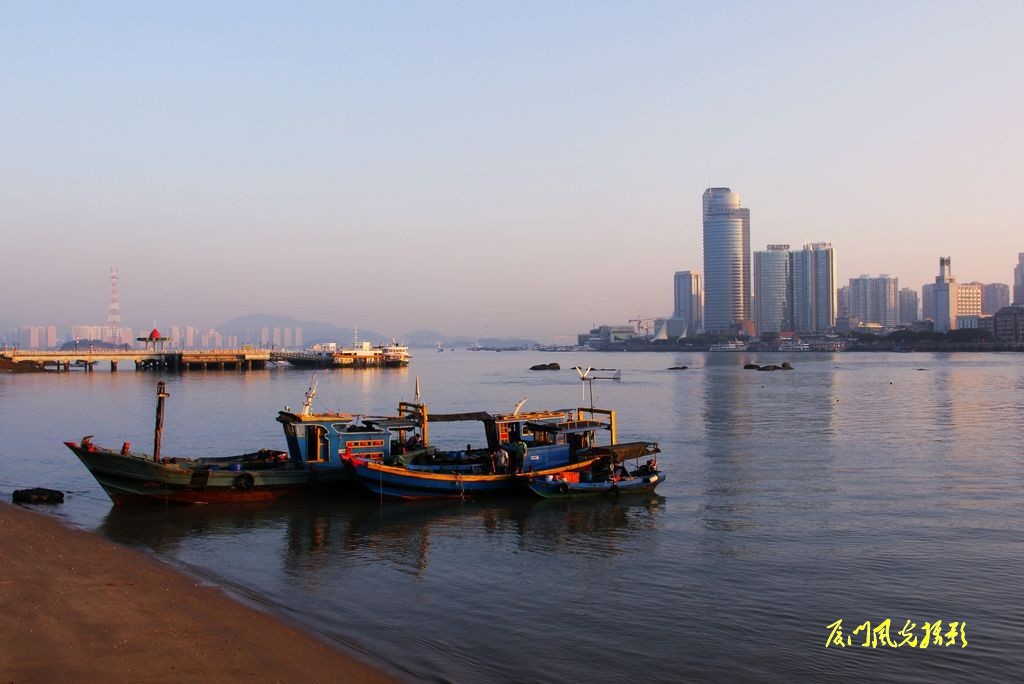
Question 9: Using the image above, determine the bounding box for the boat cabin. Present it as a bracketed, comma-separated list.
[276, 411, 396, 466]
[395, 402, 619, 472]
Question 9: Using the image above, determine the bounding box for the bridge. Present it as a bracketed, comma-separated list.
[1, 348, 271, 372]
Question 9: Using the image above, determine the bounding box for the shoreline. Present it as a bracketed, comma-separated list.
[0, 501, 399, 683]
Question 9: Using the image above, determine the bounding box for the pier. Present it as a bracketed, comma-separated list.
[1, 348, 271, 372]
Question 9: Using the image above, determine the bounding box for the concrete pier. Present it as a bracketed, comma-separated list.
[1, 348, 271, 372]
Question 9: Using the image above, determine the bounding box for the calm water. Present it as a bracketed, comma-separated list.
[2, 352, 1023, 682]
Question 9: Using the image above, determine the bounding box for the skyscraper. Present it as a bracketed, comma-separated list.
[898, 287, 919, 324]
[791, 242, 837, 332]
[672, 270, 703, 337]
[921, 283, 936, 322]
[753, 245, 791, 335]
[849, 275, 899, 329]
[982, 283, 1009, 314]
[933, 257, 957, 333]
[1014, 253, 1024, 305]
[702, 188, 750, 333]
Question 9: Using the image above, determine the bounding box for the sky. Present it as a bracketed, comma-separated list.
[2, 1, 1022, 340]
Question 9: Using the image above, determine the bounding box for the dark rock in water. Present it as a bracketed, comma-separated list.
[744, 363, 760, 370]
[757, 364, 781, 371]
[668, 366, 688, 370]
[780, 362, 793, 370]
[546, 362, 560, 370]
[13, 488, 64, 504]
[530, 362, 561, 371]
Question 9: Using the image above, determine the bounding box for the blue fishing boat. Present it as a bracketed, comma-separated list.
[348, 401, 660, 500]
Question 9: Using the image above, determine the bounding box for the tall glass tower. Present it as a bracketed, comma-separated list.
[702, 188, 750, 333]
[753, 245, 791, 335]
[791, 242, 837, 332]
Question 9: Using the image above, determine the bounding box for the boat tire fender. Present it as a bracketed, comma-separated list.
[557, 482, 569, 495]
[234, 472, 255, 491]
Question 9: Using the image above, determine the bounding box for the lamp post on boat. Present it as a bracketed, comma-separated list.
[153, 381, 169, 463]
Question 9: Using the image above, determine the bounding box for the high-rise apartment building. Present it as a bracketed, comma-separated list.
[837, 285, 850, 321]
[8, 325, 58, 349]
[1014, 253, 1024, 305]
[898, 287, 919, 324]
[702, 188, 750, 333]
[849, 275, 899, 329]
[983, 283, 1009, 314]
[753, 245, 791, 335]
[933, 257, 958, 333]
[791, 242, 837, 332]
[671, 270, 703, 338]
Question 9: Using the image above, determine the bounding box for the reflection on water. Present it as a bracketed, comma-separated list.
[99, 495, 666, 578]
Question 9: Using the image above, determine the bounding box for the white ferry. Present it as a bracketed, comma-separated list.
[708, 341, 748, 352]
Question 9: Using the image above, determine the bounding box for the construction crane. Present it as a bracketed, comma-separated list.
[628, 317, 656, 336]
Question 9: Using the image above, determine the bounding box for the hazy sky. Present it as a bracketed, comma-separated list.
[2, 1, 1021, 339]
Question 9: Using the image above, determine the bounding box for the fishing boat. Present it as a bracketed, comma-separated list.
[347, 401, 660, 500]
[64, 380, 393, 505]
[526, 454, 664, 499]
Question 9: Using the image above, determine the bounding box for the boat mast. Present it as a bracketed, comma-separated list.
[153, 381, 169, 463]
[302, 375, 318, 417]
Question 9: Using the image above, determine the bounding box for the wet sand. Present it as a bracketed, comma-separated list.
[0, 501, 397, 683]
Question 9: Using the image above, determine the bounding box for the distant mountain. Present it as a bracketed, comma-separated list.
[401, 329, 450, 347]
[218, 314, 388, 346]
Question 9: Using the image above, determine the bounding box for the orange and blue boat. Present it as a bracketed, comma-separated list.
[347, 401, 660, 500]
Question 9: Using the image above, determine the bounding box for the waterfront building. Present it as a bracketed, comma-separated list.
[1015, 253, 1024, 304]
[7, 325, 58, 349]
[933, 257, 958, 333]
[837, 285, 850, 321]
[958, 282, 984, 319]
[577, 324, 637, 349]
[671, 270, 704, 338]
[849, 275, 899, 329]
[921, 283, 936, 323]
[753, 245, 791, 335]
[993, 304, 1024, 344]
[983, 283, 1010, 314]
[702, 188, 750, 333]
[791, 242, 837, 333]
[898, 287, 919, 324]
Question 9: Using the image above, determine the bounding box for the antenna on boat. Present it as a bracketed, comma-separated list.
[513, 397, 528, 415]
[575, 366, 593, 407]
[302, 374, 318, 417]
[415, 375, 421, 403]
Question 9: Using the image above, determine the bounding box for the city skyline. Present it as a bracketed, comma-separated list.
[2, 3, 1022, 336]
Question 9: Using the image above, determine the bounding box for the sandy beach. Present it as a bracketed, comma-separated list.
[0, 501, 397, 683]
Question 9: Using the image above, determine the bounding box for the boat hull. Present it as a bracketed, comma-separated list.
[527, 471, 665, 499]
[352, 457, 601, 501]
[65, 443, 353, 505]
